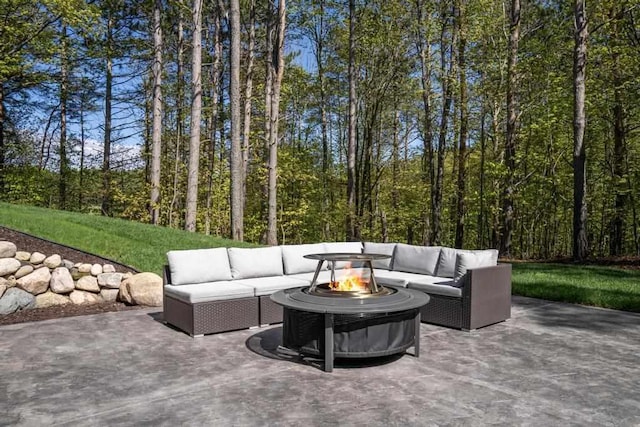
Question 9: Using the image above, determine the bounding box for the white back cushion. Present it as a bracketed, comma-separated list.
[228, 247, 284, 279]
[454, 250, 499, 279]
[362, 242, 396, 270]
[167, 248, 232, 285]
[323, 242, 363, 269]
[281, 243, 326, 275]
[437, 247, 499, 278]
[392, 244, 441, 276]
[435, 247, 458, 278]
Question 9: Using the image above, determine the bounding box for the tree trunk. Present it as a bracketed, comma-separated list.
[478, 108, 486, 248]
[416, 0, 434, 245]
[150, 0, 163, 225]
[572, 0, 588, 261]
[169, 7, 185, 228]
[266, 0, 286, 246]
[205, 3, 222, 236]
[241, 0, 255, 203]
[102, 14, 113, 216]
[185, 0, 203, 232]
[79, 91, 86, 208]
[454, 0, 467, 249]
[501, 0, 520, 257]
[317, 0, 331, 240]
[346, 0, 357, 241]
[229, 0, 243, 241]
[59, 25, 69, 210]
[0, 83, 4, 196]
[391, 109, 400, 233]
[610, 48, 626, 255]
[433, 4, 455, 245]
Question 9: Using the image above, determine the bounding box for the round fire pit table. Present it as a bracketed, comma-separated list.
[271, 286, 430, 372]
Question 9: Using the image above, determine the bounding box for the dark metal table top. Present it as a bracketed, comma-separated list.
[270, 287, 430, 315]
[303, 252, 390, 262]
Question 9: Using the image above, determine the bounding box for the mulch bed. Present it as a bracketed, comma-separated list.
[0, 226, 138, 273]
[0, 226, 144, 326]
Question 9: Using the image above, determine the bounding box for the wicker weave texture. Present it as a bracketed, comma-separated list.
[420, 295, 463, 329]
[259, 296, 283, 324]
[164, 295, 259, 336]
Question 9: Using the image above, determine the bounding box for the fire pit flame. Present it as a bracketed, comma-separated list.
[329, 263, 367, 292]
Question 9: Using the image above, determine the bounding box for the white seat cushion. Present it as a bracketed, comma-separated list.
[281, 243, 326, 274]
[363, 242, 396, 270]
[167, 248, 232, 285]
[372, 269, 433, 288]
[407, 281, 462, 298]
[234, 276, 308, 296]
[227, 247, 284, 279]
[392, 244, 441, 276]
[164, 282, 254, 304]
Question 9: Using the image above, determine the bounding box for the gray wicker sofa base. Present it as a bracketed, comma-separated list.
[162, 242, 511, 337]
[418, 264, 512, 330]
[249, 264, 512, 331]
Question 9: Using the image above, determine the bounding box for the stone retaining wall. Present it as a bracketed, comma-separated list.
[0, 241, 162, 315]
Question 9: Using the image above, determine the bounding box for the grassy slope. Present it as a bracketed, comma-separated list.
[0, 202, 255, 273]
[2, 203, 639, 312]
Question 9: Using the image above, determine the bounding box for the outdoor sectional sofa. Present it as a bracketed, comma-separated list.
[162, 242, 512, 337]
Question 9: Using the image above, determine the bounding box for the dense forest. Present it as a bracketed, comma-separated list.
[1, 0, 640, 259]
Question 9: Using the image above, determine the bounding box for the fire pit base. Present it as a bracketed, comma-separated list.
[283, 308, 419, 358]
[271, 287, 430, 372]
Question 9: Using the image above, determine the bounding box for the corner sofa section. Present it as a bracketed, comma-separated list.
[163, 242, 511, 337]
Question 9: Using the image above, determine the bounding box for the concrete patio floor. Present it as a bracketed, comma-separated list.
[1, 296, 639, 426]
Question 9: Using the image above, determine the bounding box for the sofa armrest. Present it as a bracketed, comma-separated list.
[163, 265, 172, 286]
[462, 263, 512, 330]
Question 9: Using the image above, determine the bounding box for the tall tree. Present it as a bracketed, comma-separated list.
[241, 0, 256, 202]
[432, 1, 456, 245]
[346, 0, 357, 240]
[265, 0, 287, 246]
[59, 24, 69, 210]
[229, 0, 243, 240]
[415, 0, 435, 245]
[501, 0, 520, 256]
[204, 1, 222, 235]
[185, 0, 203, 232]
[573, 0, 588, 260]
[102, 10, 113, 216]
[454, 0, 468, 248]
[150, 0, 163, 225]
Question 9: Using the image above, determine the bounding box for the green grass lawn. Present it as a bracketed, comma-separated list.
[0, 202, 255, 273]
[511, 262, 640, 312]
[2, 202, 639, 312]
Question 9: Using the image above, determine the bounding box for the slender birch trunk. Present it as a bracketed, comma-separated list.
[266, 0, 286, 246]
[185, 0, 203, 232]
[346, 0, 357, 241]
[230, 0, 243, 240]
[501, 0, 520, 256]
[150, 0, 163, 224]
[59, 25, 69, 210]
[572, 0, 588, 260]
[241, 0, 255, 202]
[102, 13, 113, 216]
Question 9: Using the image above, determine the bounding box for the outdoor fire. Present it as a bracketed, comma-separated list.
[329, 263, 368, 292]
